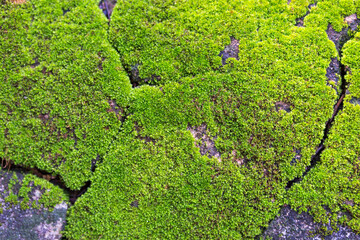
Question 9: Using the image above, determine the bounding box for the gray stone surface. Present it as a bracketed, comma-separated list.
[188, 124, 221, 161]
[326, 58, 341, 94]
[0, 169, 68, 240]
[219, 37, 240, 66]
[261, 205, 360, 240]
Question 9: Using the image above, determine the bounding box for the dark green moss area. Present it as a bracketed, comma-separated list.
[2, 0, 360, 239]
[0, 0, 131, 190]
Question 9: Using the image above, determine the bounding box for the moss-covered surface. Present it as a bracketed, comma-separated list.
[3, 170, 68, 210]
[288, 30, 360, 234]
[2, 0, 360, 239]
[0, 169, 68, 240]
[1, 0, 131, 190]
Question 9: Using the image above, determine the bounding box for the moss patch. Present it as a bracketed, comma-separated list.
[3, 0, 360, 239]
[0, 0, 131, 190]
[288, 29, 360, 233]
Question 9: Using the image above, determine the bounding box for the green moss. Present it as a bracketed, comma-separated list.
[65, 0, 343, 235]
[1, 0, 131, 190]
[288, 8, 360, 233]
[3, 0, 360, 239]
[110, 0, 311, 85]
[2, 170, 68, 211]
[303, 0, 360, 31]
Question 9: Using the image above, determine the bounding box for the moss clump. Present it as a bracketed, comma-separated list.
[3, 170, 67, 211]
[3, 0, 360, 239]
[0, 0, 131, 190]
[288, 30, 360, 233]
[303, 0, 360, 31]
[110, 0, 319, 85]
[65, 0, 341, 235]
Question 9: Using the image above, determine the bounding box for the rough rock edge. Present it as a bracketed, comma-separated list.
[0, 170, 68, 240]
[261, 206, 360, 240]
[326, 58, 341, 94]
[275, 101, 292, 113]
[219, 36, 240, 66]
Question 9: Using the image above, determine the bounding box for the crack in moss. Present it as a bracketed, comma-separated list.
[99, 0, 118, 20]
[286, 23, 353, 190]
[295, 2, 317, 27]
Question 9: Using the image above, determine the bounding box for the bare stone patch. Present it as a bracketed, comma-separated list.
[326, 58, 341, 94]
[219, 37, 239, 66]
[262, 205, 360, 240]
[350, 97, 360, 106]
[108, 99, 123, 121]
[9, 0, 26, 4]
[30, 57, 40, 68]
[0, 170, 68, 240]
[35, 218, 64, 240]
[124, 63, 162, 87]
[99, 0, 118, 19]
[326, 24, 352, 53]
[187, 124, 221, 161]
[291, 149, 301, 165]
[345, 13, 360, 31]
[231, 150, 247, 166]
[275, 101, 292, 113]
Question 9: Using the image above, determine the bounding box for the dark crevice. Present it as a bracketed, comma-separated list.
[325, 57, 341, 94]
[99, 0, 117, 20]
[62, 8, 70, 16]
[1, 107, 129, 208]
[91, 154, 101, 172]
[286, 20, 356, 189]
[123, 63, 161, 87]
[295, 3, 317, 27]
[103, 106, 130, 155]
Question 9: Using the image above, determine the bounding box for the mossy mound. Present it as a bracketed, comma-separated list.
[64, 0, 348, 238]
[288, 31, 360, 234]
[109, 0, 322, 85]
[2, 0, 360, 239]
[0, 0, 131, 190]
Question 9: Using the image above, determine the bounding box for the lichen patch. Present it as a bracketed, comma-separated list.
[35, 218, 65, 240]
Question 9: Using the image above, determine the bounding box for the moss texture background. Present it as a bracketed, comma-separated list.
[1, 0, 360, 239]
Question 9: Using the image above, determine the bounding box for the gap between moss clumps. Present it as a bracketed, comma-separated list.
[285, 17, 357, 189]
